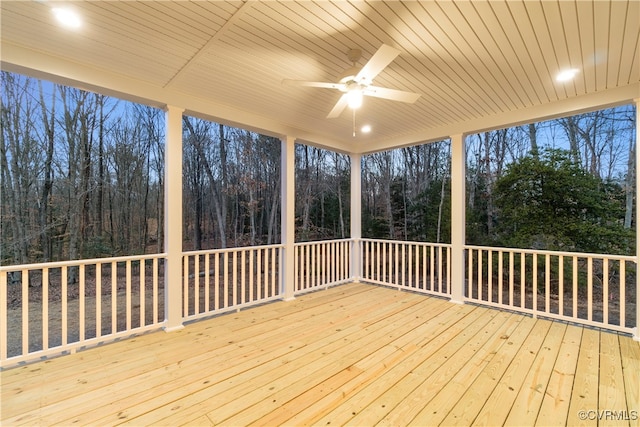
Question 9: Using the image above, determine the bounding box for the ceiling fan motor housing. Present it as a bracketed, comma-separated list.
[339, 66, 361, 84]
[339, 48, 364, 84]
[346, 48, 361, 63]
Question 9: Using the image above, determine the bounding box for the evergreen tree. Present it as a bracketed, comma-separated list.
[494, 149, 632, 254]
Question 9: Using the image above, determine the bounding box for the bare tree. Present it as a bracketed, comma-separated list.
[183, 117, 228, 248]
[0, 72, 38, 265]
[36, 80, 56, 262]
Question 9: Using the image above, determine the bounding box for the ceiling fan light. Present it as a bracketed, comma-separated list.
[347, 90, 363, 109]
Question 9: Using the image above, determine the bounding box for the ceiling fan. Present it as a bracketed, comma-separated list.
[283, 44, 421, 119]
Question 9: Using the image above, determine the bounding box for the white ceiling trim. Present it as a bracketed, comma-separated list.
[0, 42, 345, 151]
[361, 83, 640, 154]
[1, 0, 637, 153]
[1, 40, 637, 155]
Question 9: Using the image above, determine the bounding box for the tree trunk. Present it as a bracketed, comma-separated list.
[0, 73, 33, 265]
[562, 116, 581, 163]
[482, 132, 494, 237]
[528, 123, 538, 156]
[38, 80, 56, 262]
[301, 145, 314, 239]
[624, 136, 635, 229]
[436, 152, 450, 243]
[79, 104, 93, 256]
[183, 117, 227, 248]
[219, 124, 229, 248]
[335, 154, 346, 239]
[267, 180, 280, 244]
[96, 96, 105, 238]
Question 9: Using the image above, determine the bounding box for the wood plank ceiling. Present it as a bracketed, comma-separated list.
[1, 1, 638, 153]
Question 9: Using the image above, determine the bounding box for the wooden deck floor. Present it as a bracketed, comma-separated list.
[1, 282, 638, 426]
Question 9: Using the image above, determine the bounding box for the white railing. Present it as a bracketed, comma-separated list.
[4, 240, 635, 367]
[360, 239, 452, 297]
[294, 239, 352, 294]
[466, 245, 636, 334]
[0, 254, 166, 367]
[182, 245, 283, 322]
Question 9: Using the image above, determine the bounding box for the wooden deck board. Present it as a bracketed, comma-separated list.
[218, 299, 457, 427]
[280, 302, 477, 426]
[470, 319, 553, 426]
[185, 300, 432, 426]
[303, 302, 488, 426]
[440, 315, 538, 426]
[536, 323, 582, 426]
[503, 321, 569, 425]
[620, 335, 640, 423]
[1, 283, 638, 427]
[407, 312, 526, 426]
[25, 286, 404, 425]
[567, 328, 602, 427]
[3, 285, 378, 422]
[598, 332, 630, 427]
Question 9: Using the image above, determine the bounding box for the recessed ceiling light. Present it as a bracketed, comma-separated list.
[361, 124, 372, 133]
[52, 7, 82, 29]
[556, 68, 579, 82]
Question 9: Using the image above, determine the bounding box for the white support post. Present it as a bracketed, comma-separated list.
[163, 105, 185, 332]
[350, 153, 362, 282]
[635, 98, 639, 341]
[281, 136, 296, 300]
[450, 134, 466, 304]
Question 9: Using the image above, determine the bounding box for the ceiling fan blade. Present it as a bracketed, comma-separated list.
[282, 79, 342, 90]
[327, 94, 349, 118]
[364, 86, 421, 103]
[355, 44, 401, 83]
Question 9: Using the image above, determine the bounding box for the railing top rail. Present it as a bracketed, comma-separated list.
[0, 253, 167, 272]
[465, 244, 636, 261]
[294, 238, 353, 247]
[360, 238, 452, 248]
[182, 243, 284, 256]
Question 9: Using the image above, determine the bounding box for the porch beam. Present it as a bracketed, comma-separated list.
[450, 134, 466, 304]
[163, 105, 185, 331]
[350, 153, 362, 281]
[281, 136, 296, 300]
